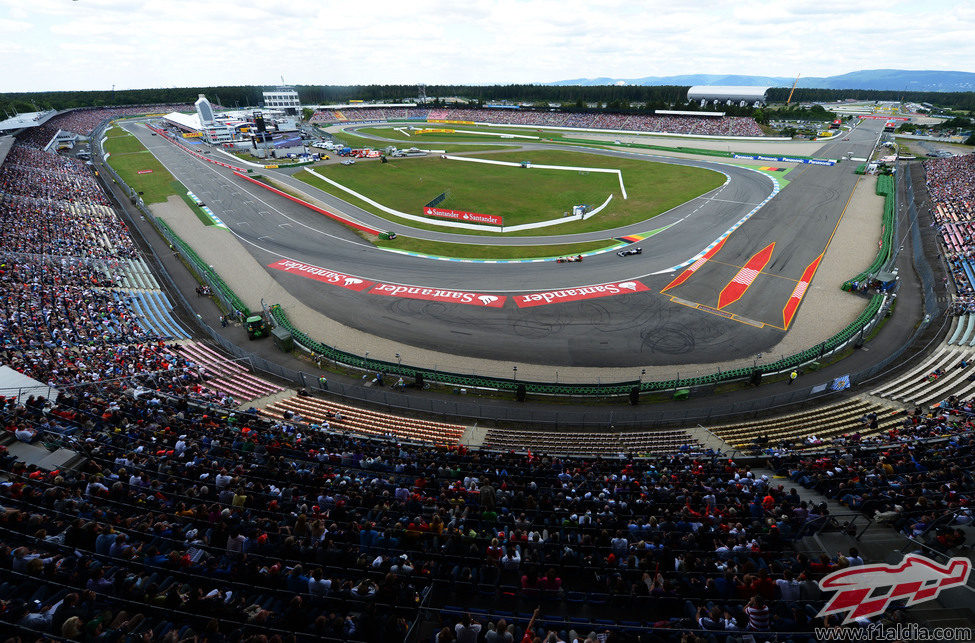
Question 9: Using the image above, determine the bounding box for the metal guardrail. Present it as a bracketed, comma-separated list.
[798, 512, 874, 541]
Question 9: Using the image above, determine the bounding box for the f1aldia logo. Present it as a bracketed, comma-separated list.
[817, 554, 971, 624]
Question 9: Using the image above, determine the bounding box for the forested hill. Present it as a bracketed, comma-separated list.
[550, 69, 975, 93]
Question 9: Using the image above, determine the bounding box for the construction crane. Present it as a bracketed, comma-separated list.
[786, 74, 800, 105]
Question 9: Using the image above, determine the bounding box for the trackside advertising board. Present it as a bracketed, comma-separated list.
[268, 259, 374, 291]
[515, 280, 650, 308]
[423, 207, 503, 226]
[368, 283, 506, 307]
[733, 153, 835, 166]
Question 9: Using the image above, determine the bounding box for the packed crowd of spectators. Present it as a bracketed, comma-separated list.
[925, 155, 975, 208]
[15, 104, 192, 150]
[0, 147, 109, 206]
[774, 417, 973, 545]
[311, 107, 765, 137]
[2, 370, 886, 642]
[323, 108, 416, 123]
[0, 131, 229, 402]
[5, 367, 962, 641]
[925, 155, 975, 298]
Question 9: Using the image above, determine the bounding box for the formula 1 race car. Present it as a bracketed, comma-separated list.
[617, 247, 642, 257]
[556, 255, 584, 263]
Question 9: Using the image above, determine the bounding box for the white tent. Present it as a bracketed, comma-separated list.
[0, 365, 59, 404]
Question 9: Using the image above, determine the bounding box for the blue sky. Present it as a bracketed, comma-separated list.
[1, 0, 973, 91]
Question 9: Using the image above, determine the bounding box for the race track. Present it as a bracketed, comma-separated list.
[120, 119, 881, 367]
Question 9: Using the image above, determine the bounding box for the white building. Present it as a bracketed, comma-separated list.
[263, 87, 300, 114]
[195, 94, 216, 126]
[164, 105, 233, 145]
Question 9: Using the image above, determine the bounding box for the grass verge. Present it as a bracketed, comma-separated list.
[374, 235, 617, 260]
[177, 191, 217, 227]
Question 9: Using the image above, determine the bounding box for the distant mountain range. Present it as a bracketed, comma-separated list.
[546, 69, 975, 93]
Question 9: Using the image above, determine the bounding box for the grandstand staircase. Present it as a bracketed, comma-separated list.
[871, 332, 975, 406]
[459, 424, 488, 447]
[756, 465, 913, 562]
[761, 463, 975, 628]
[177, 341, 284, 404]
[110, 257, 191, 341]
[243, 388, 294, 411]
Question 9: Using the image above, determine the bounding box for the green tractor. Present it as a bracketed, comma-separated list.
[245, 315, 270, 340]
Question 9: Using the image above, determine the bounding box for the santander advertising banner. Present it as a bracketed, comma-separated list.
[268, 259, 374, 291]
[423, 207, 503, 226]
[369, 283, 506, 307]
[514, 280, 649, 308]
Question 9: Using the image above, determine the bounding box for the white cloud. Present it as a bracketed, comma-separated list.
[0, 0, 973, 91]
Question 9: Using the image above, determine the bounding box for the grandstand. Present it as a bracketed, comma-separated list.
[687, 86, 771, 105]
[1, 103, 974, 641]
[309, 106, 765, 137]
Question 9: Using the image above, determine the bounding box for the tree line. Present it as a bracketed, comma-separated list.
[2, 84, 974, 116]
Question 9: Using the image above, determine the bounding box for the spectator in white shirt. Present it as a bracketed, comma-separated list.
[776, 570, 801, 602]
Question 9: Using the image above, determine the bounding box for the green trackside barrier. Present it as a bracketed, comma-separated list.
[269, 304, 649, 396]
[270, 282, 882, 396]
[843, 175, 896, 291]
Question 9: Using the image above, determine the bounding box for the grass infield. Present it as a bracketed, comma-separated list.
[103, 126, 130, 139]
[328, 128, 515, 153]
[295, 149, 723, 236]
[104, 131, 181, 204]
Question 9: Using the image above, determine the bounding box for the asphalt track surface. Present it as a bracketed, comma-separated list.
[121, 120, 882, 368]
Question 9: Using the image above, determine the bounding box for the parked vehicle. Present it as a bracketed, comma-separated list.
[245, 315, 270, 340]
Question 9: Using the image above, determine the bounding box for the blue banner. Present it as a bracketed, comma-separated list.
[733, 153, 835, 166]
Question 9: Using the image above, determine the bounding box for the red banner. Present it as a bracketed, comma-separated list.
[268, 259, 374, 291]
[137, 169, 153, 174]
[514, 280, 649, 308]
[423, 207, 502, 226]
[368, 283, 506, 307]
